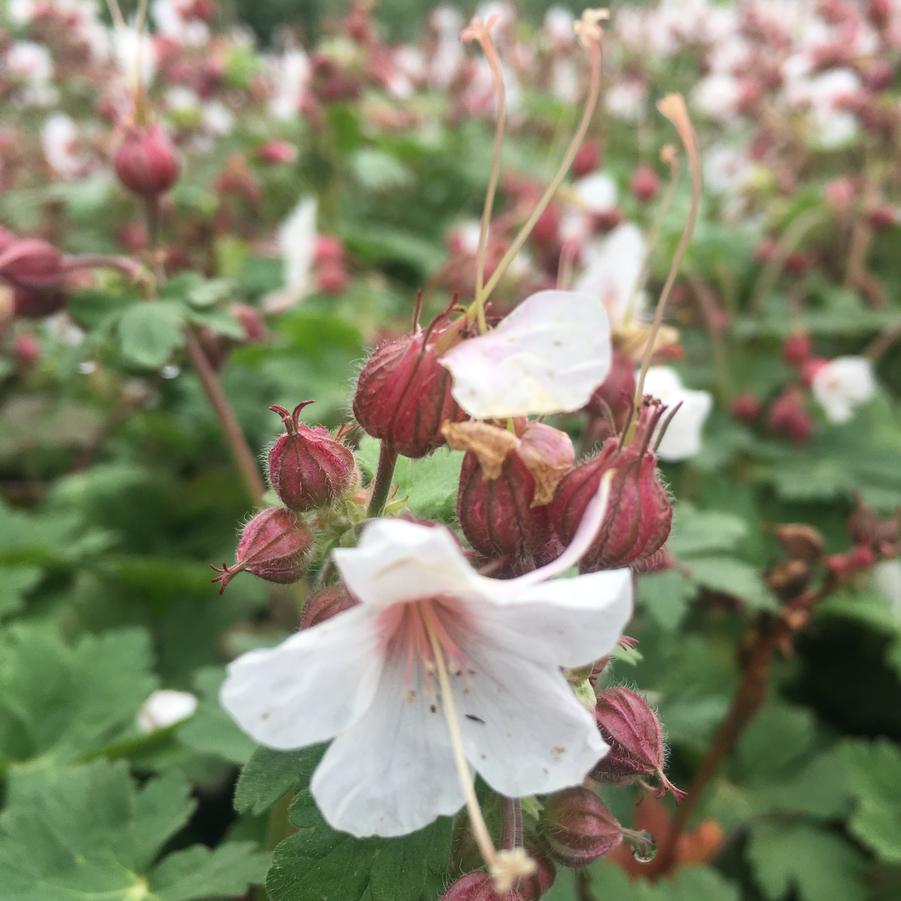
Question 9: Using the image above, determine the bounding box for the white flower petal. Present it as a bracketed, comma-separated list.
[333, 519, 485, 608]
[220, 605, 383, 750]
[262, 197, 317, 313]
[812, 356, 876, 424]
[477, 568, 632, 667]
[643, 366, 713, 461]
[574, 172, 618, 214]
[311, 658, 463, 837]
[440, 290, 612, 418]
[460, 639, 607, 797]
[137, 689, 197, 733]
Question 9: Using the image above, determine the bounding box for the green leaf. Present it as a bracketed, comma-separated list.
[118, 301, 186, 369]
[688, 557, 777, 611]
[0, 625, 157, 778]
[747, 822, 867, 901]
[149, 843, 269, 901]
[358, 436, 463, 522]
[264, 747, 452, 901]
[589, 861, 740, 900]
[235, 746, 316, 816]
[0, 760, 267, 901]
[637, 569, 696, 631]
[668, 505, 748, 556]
[178, 667, 256, 765]
[162, 273, 234, 309]
[0, 565, 41, 619]
[841, 739, 901, 864]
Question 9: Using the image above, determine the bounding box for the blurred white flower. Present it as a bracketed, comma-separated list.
[113, 25, 157, 88]
[574, 223, 647, 327]
[153, 0, 209, 46]
[544, 6, 575, 47]
[262, 197, 317, 314]
[440, 289, 612, 418]
[7, 42, 54, 84]
[41, 113, 83, 178]
[268, 48, 311, 120]
[873, 560, 901, 615]
[137, 689, 198, 733]
[221, 484, 632, 837]
[811, 356, 876, 424]
[573, 172, 617, 216]
[692, 73, 742, 121]
[642, 366, 713, 461]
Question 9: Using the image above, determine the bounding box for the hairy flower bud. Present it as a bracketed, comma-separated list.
[515, 852, 556, 901]
[353, 310, 468, 458]
[768, 387, 812, 444]
[212, 507, 312, 592]
[591, 687, 683, 800]
[782, 332, 812, 367]
[114, 123, 180, 197]
[550, 400, 672, 572]
[299, 584, 358, 630]
[440, 872, 520, 901]
[267, 402, 356, 511]
[0, 238, 65, 290]
[447, 421, 573, 573]
[631, 165, 660, 202]
[731, 392, 761, 422]
[586, 348, 636, 437]
[541, 787, 622, 867]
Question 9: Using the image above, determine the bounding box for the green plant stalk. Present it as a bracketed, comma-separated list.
[367, 441, 399, 517]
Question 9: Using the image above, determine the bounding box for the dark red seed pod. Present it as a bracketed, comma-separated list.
[441, 872, 520, 901]
[13, 286, 68, 319]
[768, 387, 813, 444]
[782, 332, 812, 367]
[541, 787, 622, 868]
[114, 122, 180, 197]
[586, 348, 636, 438]
[631, 164, 660, 202]
[353, 309, 468, 458]
[731, 392, 761, 422]
[515, 851, 556, 901]
[0, 238, 65, 290]
[299, 584, 358, 630]
[212, 507, 312, 592]
[550, 399, 672, 572]
[267, 402, 357, 511]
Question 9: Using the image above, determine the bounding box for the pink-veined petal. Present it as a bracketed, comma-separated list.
[459, 637, 608, 798]
[474, 568, 632, 667]
[333, 518, 486, 608]
[220, 604, 383, 750]
[310, 657, 464, 837]
[439, 290, 612, 418]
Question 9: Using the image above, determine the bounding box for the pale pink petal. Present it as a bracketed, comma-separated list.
[311, 658, 464, 837]
[643, 366, 713, 461]
[220, 604, 383, 750]
[459, 639, 607, 797]
[474, 568, 632, 667]
[333, 518, 486, 608]
[440, 290, 612, 418]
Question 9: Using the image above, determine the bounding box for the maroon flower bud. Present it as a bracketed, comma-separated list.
[541, 787, 622, 867]
[550, 399, 672, 572]
[731, 392, 761, 422]
[825, 177, 857, 214]
[631, 165, 660, 202]
[586, 348, 636, 436]
[516, 852, 556, 901]
[572, 140, 600, 178]
[230, 303, 268, 343]
[114, 123, 180, 197]
[299, 584, 358, 630]
[768, 387, 813, 444]
[316, 262, 348, 295]
[531, 202, 561, 246]
[258, 139, 297, 165]
[14, 331, 40, 367]
[592, 687, 684, 800]
[782, 332, 812, 367]
[13, 287, 67, 319]
[865, 203, 898, 230]
[315, 235, 346, 266]
[441, 872, 520, 901]
[212, 507, 312, 592]
[447, 421, 572, 573]
[785, 251, 813, 275]
[826, 544, 876, 577]
[0, 238, 65, 290]
[267, 402, 357, 511]
[353, 308, 468, 458]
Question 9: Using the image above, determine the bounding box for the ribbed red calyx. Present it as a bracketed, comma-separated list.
[212, 507, 312, 592]
[541, 787, 622, 868]
[586, 348, 636, 437]
[550, 399, 672, 572]
[114, 123, 181, 197]
[515, 851, 556, 901]
[352, 307, 468, 458]
[267, 402, 356, 511]
[0, 238, 65, 290]
[440, 872, 520, 901]
[447, 421, 574, 574]
[299, 585, 358, 630]
[592, 687, 685, 801]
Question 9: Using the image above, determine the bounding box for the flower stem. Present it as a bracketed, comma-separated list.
[367, 442, 398, 517]
[634, 94, 701, 406]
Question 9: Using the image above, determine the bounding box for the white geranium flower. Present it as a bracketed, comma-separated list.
[873, 560, 901, 616]
[113, 25, 157, 88]
[692, 73, 742, 121]
[268, 48, 310, 120]
[41, 113, 83, 178]
[221, 481, 632, 838]
[574, 223, 647, 327]
[544, 6, 575, 47]
[811, 356, 876, 424]
[573, 172, 617, 215]
[642, 366, 713, 461]
[439, 290, 612, 418]
[262, 197, 317, 314]
[137, 689, 198, 733]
